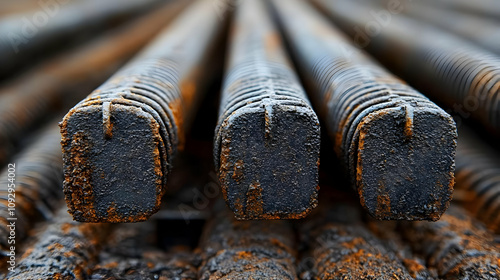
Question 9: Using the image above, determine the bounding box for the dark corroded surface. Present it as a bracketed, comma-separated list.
[454, 128, 500, 234]
[198, 210, 298, 279]
[0, 124, 63, 256]
[0, 0, 162, 78]
[214, 0, 320, 220]
[61, 0, 227, 223]
[271, 0, 457, 220]
[367, 220, 437, 279]
[90, 223, 199, 280]
[401, 205, 500, 279]
[0, 0, 187, 167]
[297, 204, 414, 279]
[314, 0, 500, 135]
[6, 207, 110, 280]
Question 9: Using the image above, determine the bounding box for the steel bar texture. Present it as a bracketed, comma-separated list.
[198, 210, 298, 279]
[6, 207, 111, 280]
[314, 0, 500, 135]
[298, 205, 414, 279]
[214, 0, 320, 220]
[401, 1, 500, 55]
[90, 224, 199, 280]
[401, 205, 500, 279]
[0, 0, 162, 77]
[271, 0, 457, 220]
[61, 0, 228, 223]
[0, 123, 62, 255]
[454, 128, 500, 234]
[367, 219, 435, 279]
[0, 0, 187, 167]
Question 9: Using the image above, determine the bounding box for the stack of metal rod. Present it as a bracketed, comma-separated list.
[0, 0, 499, 279]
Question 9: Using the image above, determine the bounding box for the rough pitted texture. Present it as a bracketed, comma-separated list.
[214, 0, 320, 220]
[6, 207, 110, 280]
[61, 0, 228, 222]
[401, 205, 500, 279]
[90, 224, 199, 280]
[199, 211, 298, 279]
[313, 0, 500, 135]
[454, 129, 500, 233]
[272, 0, 457, 220]
[0, 124, 63, 255]
[297, 205, 414, 280]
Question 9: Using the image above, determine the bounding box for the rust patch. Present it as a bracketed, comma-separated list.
[245, 182, 264, 217]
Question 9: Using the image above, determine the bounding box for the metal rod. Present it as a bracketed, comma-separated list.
[198, 210, 298, 279]
[61, 0, 229, 223]
[271, 0, 457, 220]
[400, 205, 500, 279]
[313, 0, 500, 136]
[0, 0, 189, 166]
[0, 123, 62, 255]
[214, 0, 320, 220]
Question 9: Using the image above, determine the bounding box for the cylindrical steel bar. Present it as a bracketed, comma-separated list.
[61, 0, 229, 223]
[271, 0, 457, 220]
[0, 0, 163, 78]
[6, 207, 111, 280]
[198, 210, 298, 279]
[0, 123, 62, 255]
[454, 128, 500, 234]
[0, 0, 188, 166]
[313, 0, 500, 135]
[402, 1, 500, 55]
[400, 205, 500, 279]
[214, 0, 320, 220]
[90, 223, 199, 280]
[298, 205, 414, 279]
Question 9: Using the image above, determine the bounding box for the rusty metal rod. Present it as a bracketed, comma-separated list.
[0, 0, 188, 167]
[0, 0, 163, 78]
[313, 0, 500, 136]
[0, 123, 62, 256]
[401, 1, 500, 55]
[214, 0, 320, 220]
[198, 210, 298, 279]
[400, 205, 500, 279]
[5, 207, 111, 280]
[90, 223, 199, 280]
[271, 0, 457, 220]
[453, 128, 500, 234]
[298, 204, 415, 279]
[366, 219, 435, 280]
[61, 0, 229, 223]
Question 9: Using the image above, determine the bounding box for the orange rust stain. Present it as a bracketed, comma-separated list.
[47, 243, 64, 251]
[168, 97, 185, 150]
[402, 259, 426, 278]
[265, 32, 281, 54]
[234, 250, 253, 260]
[375, 182, 391, 218]
[245, 182, 264, 218]
[341, 237, 365, 249]
[60, 127, 98, 222]
[403, 114, 413, 138]
[232, 159, 244, 182]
